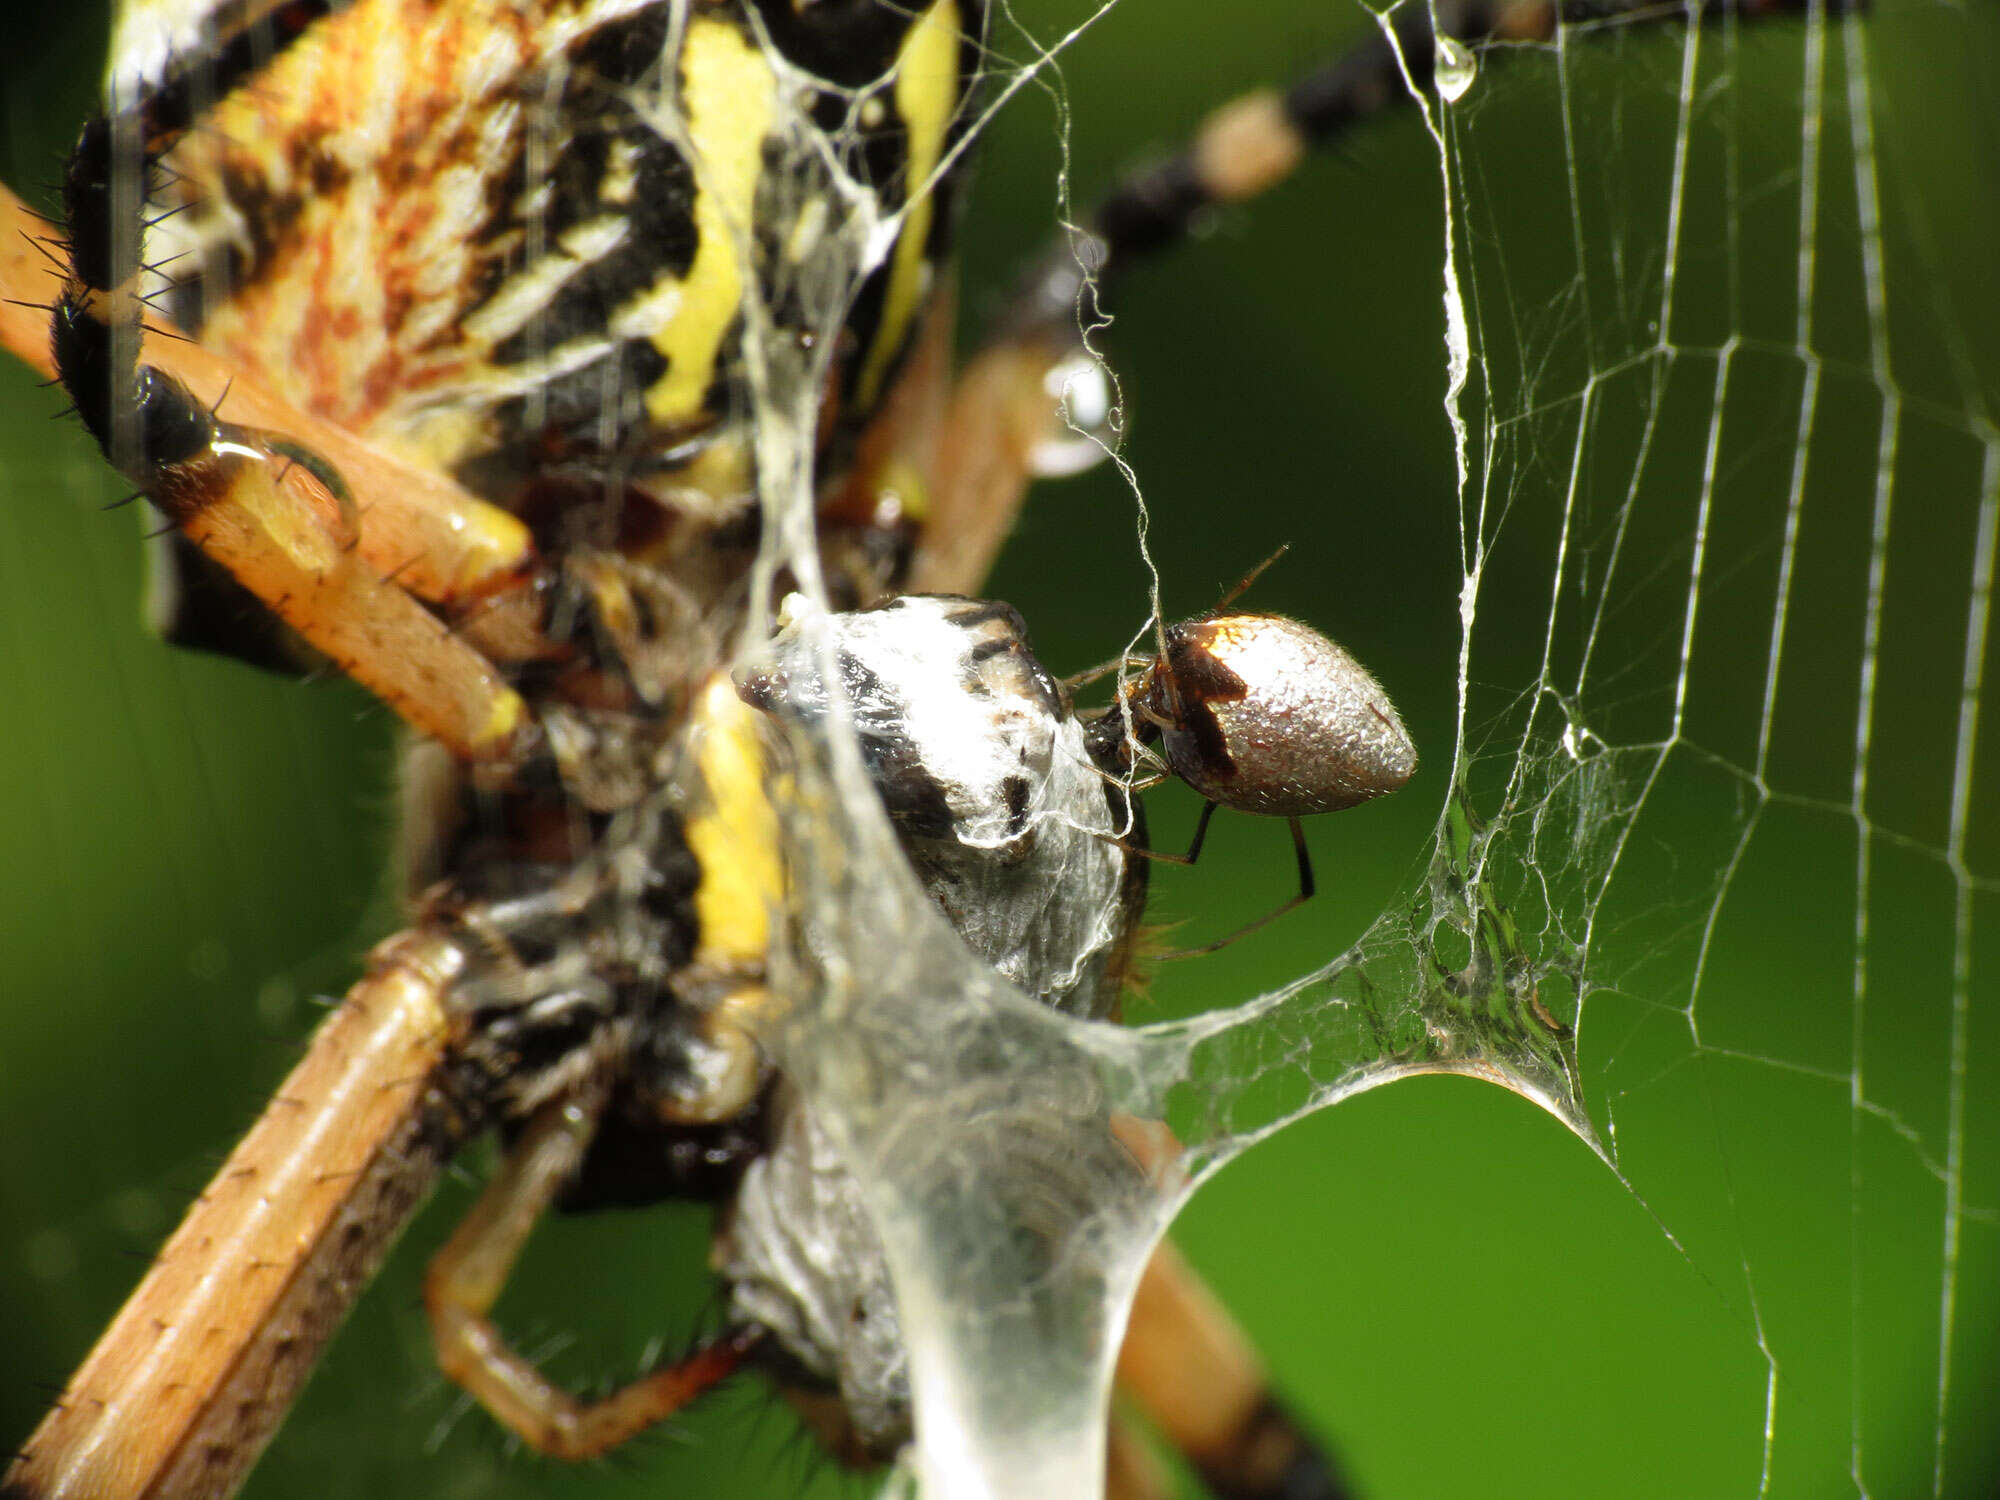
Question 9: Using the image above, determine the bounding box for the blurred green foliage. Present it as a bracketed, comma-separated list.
[2, 3, 1995, 1497]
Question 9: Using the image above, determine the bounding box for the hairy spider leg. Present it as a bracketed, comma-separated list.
[0, 183, 544, 627]
[37, 18, 556, 763]
[424, 1096, 762, 1459]
[1, 931, 479, 1500]
[416, 673, 777, 1454]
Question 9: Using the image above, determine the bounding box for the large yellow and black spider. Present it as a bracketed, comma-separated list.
[0, 4, 1449, 1494]
[7, 2, 1984, 1500]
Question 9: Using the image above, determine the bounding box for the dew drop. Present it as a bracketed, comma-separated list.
[1434, 34, 1478, 103]
[1027, 350, 1115, 479]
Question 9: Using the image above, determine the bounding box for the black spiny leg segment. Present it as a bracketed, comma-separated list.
[46, 0, 536, 766]
[1016, 0, 1866, 321]
[1194, 1394, 1357, 1500]
[53, 2, 348, 478]
[55, 115, 210, 476]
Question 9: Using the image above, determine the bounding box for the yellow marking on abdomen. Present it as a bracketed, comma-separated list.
[685, 674, 784, 966]
[643, 19, 777, 426]
[852, 0, 962, 410]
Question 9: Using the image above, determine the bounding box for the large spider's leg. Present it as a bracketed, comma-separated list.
[6, 35, 568, 762]
[424, 1095, 761, 1459]
[1119, 1239, 1355, 1500]
[46, 90, 540, 763]
[3, 181, 555, 667]
[1045, 0, 1861, 299]
[1106, 1410, 1173, 1500]
[906, 315, 1093, 594]
[1, 930, 481, 1500]
[24, 2, 547, 618]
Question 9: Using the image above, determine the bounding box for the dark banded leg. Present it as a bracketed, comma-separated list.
[1063, 0, 1865, 302]
[1120, 1240, 1355, 1500]
[913, 0, 1857, 594]
[1106, 804, 1317, 960]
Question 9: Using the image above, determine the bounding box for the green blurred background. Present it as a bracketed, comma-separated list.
[2, 2, 1996, 1497]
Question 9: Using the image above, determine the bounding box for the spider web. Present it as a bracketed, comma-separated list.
[1143, 3, 2000, 1494]
[788, 1, 2000, 1496]
[1381, 1, 1994, 1490]
[0, 3, 1995, 1499]
[1385, 6, 2000, 1493]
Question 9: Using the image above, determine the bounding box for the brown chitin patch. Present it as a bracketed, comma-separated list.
[1153, 617, 1251, 785]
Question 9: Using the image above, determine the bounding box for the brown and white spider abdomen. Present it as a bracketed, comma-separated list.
[1148, 612, 1417, 817]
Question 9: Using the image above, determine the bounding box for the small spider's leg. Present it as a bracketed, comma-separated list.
[424, 1096, 761, 1459]
[1291, 813, 1317, 899]
[1189, 800, 1224, 868]
[2, 929, 479, 1500]
[1062, 651, 1152, 695]
[1083, 759, 1170, 798]
[1035, 0, 1856, 307]
[1115, 798, 1217, 869]
[1119, 1239, 1355, 1500]
[1209, 543, 1289, 615]
[1155, 815, 1314, 961]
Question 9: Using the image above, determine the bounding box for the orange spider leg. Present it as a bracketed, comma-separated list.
[1119, 1239, 1352, 1500]
[827, 278, 953, 497]
[907, 325, 1081, 596]
[151, 434, 537, 763]
[2, 930, 477, 1500]
[4, 183, 552, 760]
[423, 1095, 761, 1459]
[901, 4, 1619, 603]
[1103, 1119, 1349, 1499]
[3, 185, 539, 619]
[0, 192, 65, 381]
